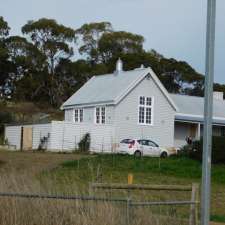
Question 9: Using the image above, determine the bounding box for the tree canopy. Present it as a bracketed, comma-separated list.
[0, 17, 224, 107]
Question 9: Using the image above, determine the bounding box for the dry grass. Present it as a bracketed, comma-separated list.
[0, 151, 224, 225]
[0, 150, 193, 225]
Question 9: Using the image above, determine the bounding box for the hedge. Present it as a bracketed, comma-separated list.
[189, 136, 225, 164]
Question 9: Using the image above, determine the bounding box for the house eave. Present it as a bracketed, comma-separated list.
[175, 113, 225, 126]
[61, 100, 115, 110]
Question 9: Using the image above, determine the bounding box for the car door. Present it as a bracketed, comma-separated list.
[147, 140, 161, 156]
[138, 140, 152, 156]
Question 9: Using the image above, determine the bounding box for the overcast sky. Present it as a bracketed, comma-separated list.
[1, 0, 225, 83]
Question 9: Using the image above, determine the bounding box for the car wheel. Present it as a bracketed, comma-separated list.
[134, 151, 142, 157]
[160, 152, 168, 158]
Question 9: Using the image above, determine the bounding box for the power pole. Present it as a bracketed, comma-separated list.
[201, 0, 216, 225]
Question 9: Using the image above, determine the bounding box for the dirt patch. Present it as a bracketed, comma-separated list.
[0, 160, 6, 167]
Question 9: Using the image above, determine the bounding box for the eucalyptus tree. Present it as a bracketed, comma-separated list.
[76, 22, 113, 63]
[0, 16, 12, 98]
[98, 31, 144, 63]
[4, 36, 47, 101]
[22, 18, 76, 105]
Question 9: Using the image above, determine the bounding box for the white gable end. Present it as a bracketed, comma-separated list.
[114, 75, 176, 147]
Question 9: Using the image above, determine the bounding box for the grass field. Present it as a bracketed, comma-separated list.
[0, 150, 225, 224]
[46, 154, 225, 221]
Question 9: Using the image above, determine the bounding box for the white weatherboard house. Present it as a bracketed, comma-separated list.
[4, 59, 225, 152]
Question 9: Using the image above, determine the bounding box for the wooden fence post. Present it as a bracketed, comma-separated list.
[126, 198, 131, 225]
[189, 183, 199, 225]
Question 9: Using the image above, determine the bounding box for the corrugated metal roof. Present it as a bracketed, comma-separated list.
[62, 68, 149, 108]
[170, 94, 225, 124]
[62, 67, 178, 111]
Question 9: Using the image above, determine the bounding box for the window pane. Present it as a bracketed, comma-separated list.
[74, 109, 79, 122]
[139, 107, 145, 123]
[146, 107, 152, 124]
[96, 108, 100, 123]
[139, 96, 145, 105]
[101, 107, 105, 124]
[146, 97, 152, 106]
[121, 139, 134, 144]
[79, 109, 83, 122]
[140, 140, 148, 146]
[148, 141, 157, 147]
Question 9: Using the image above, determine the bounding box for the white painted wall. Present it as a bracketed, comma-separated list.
[5, 125, 21, 149]
[114, 77, 175, 147]
[5, 123, 51, 150]
[30, 123, 51, 149]
[50, 121, 115, 152]
[64, 105, 115, 125]
[174, 122, 190, 147]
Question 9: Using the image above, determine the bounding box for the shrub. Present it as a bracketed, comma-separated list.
[78, 133, 90, 152]
[0, 112, 14, 144]
[187, 136, 225, 164]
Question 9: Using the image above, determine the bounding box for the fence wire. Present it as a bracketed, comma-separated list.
[0, 191, 199, 225]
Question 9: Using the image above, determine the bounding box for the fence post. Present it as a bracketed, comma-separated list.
[195, 184, 199, 225]
[189, 183, 199, 225]
[126, 198, 131, 225]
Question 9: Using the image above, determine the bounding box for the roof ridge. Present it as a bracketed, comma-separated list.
[92, 68, 149, 79]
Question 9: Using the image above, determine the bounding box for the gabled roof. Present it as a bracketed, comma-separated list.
[62, 67, 178, 111]
[170, 94, 225, 125]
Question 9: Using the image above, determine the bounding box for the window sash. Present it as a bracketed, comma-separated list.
[74, 109, 83, 123]
[139, 107, 145, 124]
[101, 107, 105, 124]
[96, 108, 100, 124]
[95, 107, 106, 124]
[79, 109, 83, 122]
[145, 107, 152, 124]
[74, 109, 79, 122]
[138, 96, 153, 125]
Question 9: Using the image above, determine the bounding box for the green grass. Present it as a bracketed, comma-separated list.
[42, 154, 225, 219]
[60, 154, 225, 185]
[211, 214, 225, 223]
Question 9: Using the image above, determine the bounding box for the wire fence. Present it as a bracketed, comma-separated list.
[0, 183, 200, 225]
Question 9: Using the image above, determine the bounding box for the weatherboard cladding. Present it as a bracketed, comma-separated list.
[49, 121, 115, 152]
[64, 106, 115, 125]
[114, 76, 175, 147]
[5, 123, 51, 150]
[5, 125, 21, 149]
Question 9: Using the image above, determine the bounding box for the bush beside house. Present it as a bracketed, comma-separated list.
[182, 136, 225, 164]
[78, 133, 91, 152]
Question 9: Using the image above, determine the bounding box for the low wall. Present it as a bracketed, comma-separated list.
[5, 123, 52, 150]
[5, 121, 116, 152]
[50, 121, 116, 152]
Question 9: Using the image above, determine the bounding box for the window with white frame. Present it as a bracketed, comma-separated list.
[74, 108, 83, 123]
[138, 96, 153, 125]
[95, 107, 106, 124]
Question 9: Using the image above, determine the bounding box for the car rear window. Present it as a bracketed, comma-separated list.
[120, 139, 135, 144]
